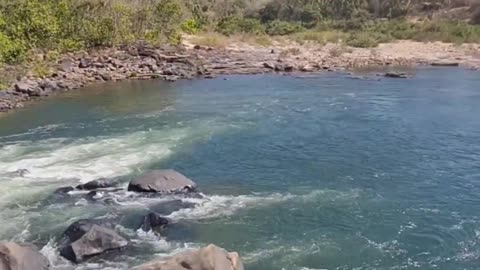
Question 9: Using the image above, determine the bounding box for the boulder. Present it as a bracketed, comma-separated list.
[13, 169, 29, 177]
[431, 61, 459, 67]
[131, 244, 244, 270]
[59, 219, 128, 263]
[100, 73, 112, 81]
[0, 242, 49, 270]
[14, 82, 34, 93]
[299, 64, 314, 72]
[274, 63, 295, 72]
[84, 190, 105, 201]
[79, 59, 91, 68]
[384, 72, 409, 78]
[263, 62, 275, 69]
[76, 178, 116, 190]
[128, 170, 197, 193]
[58, 58, 76, 72]
[54, 186, 75, 195]
[139, 213, 169, 232]
[39, 79, 60, 92]
[284, 64, 295, 72]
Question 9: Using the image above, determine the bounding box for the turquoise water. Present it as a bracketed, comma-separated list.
[1, 68, 480, 269]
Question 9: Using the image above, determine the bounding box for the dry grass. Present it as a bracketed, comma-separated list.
[234, 33, 273, 46]
[279, 47, 301, 57]
[328, 45, 353, 57]
[291, 30, 348, 45]
[191, 32, 229, 48]
[191, 32, 274, 48]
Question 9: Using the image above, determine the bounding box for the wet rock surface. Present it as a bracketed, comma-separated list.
[76, 178, 117, 191]
[384, 72, 409, 78]
[131, 244, 244, 270]
[128, 170, 197, 194]
[0, 242, 49, 270]
[59, 219, 128, 263]
[139, 213, 169, 232]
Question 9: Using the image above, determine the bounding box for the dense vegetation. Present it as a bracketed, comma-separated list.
[1, 0, 480, 64]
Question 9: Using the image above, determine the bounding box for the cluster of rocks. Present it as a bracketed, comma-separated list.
[1, 169, 244, 270]
[192, 45, 420, 77]
[0, 43, 208, 112]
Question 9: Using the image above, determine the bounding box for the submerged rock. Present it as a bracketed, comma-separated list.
[11, 169, 30, 177]
[76, 178, 116, 191]
[149, 200, 197, 215]
[384, 72, 409, 78]
[59, 219, 128, 263]
[0, 242, 49, 270]
[128, 170, 197, 193]
[54, 186, 75, 195]
[139, 213, 169, 232]
[131, 244, 244, 270]
[431, 61, 459, 67]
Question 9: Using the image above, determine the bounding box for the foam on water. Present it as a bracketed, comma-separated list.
[166, 189, 361, 221]
[0, 129, 183, 183]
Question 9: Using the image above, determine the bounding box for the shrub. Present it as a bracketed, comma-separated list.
[346, 32, 390, 48]
[216, 16, 265, 36]
[0, 33, 26, 63]
[266, 20, 304, 35]
[181, 19, 200, 34]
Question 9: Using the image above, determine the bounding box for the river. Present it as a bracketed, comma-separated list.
[1, 68, 480, 270]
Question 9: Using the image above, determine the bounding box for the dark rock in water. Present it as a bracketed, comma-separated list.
[140, 213, 169, 232]
[54, 186, 75, 195]
[60, 219, 127, 263]
[0, 242, 49, 270]
[128, 170, 197, 193]
[84, 190, 105, 201]
[100, 73, 112, 81]
[299, 64, 314, 72]
[13, 169, 29, 177]
[103, 198, 117, 205]
[384, 72, 409, 78]
[431, 61, 459, 67]
[62, 219, 112, 243]
[76, 178, 116, 191]
[284, 64, 295, 72]
[274, 63, 295, 72]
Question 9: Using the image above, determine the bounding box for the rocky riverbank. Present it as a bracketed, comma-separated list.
[1, 40, 479, 113]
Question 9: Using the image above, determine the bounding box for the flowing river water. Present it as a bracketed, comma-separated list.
[1, 68, 480, 270]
